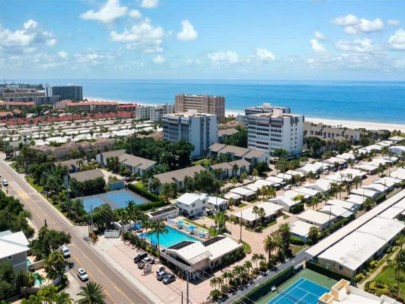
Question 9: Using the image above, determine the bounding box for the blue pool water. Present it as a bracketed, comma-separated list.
[268, 278, 330, 304]
[82, 189, 149, 212]
[33, 272, 44, 286]
[141, 226, 199, 248]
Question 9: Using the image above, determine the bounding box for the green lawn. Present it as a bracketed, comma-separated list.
[291, 244, 308, 255]
[26, 176, 43, 193]
[371, 264, 405, 300]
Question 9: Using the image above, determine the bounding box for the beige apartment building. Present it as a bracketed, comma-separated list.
[175, 94, 225, 122]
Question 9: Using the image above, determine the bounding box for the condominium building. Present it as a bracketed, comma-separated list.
[162, 111, 218, 157]
[64, 101, 118, 113]
[246, 109, 304, 156]
[46, 85, 83, 101]
[245, 103, 291, 115]
[175, 94, 225, 122]
[150, 103, 175, 121]
[135, 105, 153, 120]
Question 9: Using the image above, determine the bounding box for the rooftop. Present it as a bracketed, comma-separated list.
[297, 209, 335, 226]
[69, 168, 104, 182]
[232, 202, 283, 222]
[154, 165, 206, 185]
[0, 231, 29, 260]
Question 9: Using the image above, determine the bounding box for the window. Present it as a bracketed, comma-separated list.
[192, 203, 195, 207]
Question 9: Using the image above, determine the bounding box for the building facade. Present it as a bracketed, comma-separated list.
[162, 112, 218, 157]
[175, 94, 225, 122]
[47, 85, 83, 101]
[246, 109, 304, 156]
[150, 103, 175, 121]
[245, 103, 291, 115]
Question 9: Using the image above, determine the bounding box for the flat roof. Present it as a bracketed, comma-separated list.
[307, 189, 405, 258]
[319, 205, 353, 218]
[290, 220, 316, 238]
[154, 165, 206, 185]
[326, 199, 358, 211]
[297, 210, 335, 226]
[229, 187, 256, 196]
[69, 168, 104, 182]
[206, 237, 242, 261]
[269, 195, 300, 207]
[232, 202, 283, 222]
[351, 188, 380, 198]
[345, 194, 367, 205]
[176, 193, 203, 206]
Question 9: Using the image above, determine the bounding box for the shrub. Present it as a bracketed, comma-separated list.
[354, 273, 364, 282]
[290, 236, 304, 245]
[290, 204, 304, 214]
[369, 260, 377, 269]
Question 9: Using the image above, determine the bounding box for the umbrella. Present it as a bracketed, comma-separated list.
[188, 225, 195, 230]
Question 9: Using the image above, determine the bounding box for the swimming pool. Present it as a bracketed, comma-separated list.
[81, 189, 149, 212]
[141, 226, 200, 248]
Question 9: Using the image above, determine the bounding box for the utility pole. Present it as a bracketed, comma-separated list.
[239, 211, 242, 243]
[186, 269, 190, 304]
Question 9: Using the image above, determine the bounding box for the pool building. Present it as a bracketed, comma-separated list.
[161, 236, 243, 279]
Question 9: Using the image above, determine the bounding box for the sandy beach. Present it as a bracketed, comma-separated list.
[86, 98, 405, 133]
[225, 109, 405, 133]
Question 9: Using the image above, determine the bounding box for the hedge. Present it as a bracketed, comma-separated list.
[128, 183, 163, 202]
[241, 266, 295, 303]
[290, 203, 304, 214]
[290, 236, 305, 245]
[306, 260, 353, 283]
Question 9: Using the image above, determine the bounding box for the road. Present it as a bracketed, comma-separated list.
[0, 156, 152, 304]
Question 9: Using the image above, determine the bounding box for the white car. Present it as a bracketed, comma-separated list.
[77, 268, 89, 281]
[2, 179, 8, 186]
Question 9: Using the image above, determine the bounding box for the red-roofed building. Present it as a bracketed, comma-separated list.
[118, 103, 137, 111]
[0, 101, 35, 110]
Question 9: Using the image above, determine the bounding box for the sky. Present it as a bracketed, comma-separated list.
[1, 0, 405, 80]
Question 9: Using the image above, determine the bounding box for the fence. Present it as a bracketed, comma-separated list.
[105, 229, 121, 238]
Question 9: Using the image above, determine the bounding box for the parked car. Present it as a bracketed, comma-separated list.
[156, 270, 168, 281]
[162, 273, 176, 285]
[138, 256, 155, 269]
[331, 167, 338, 172]
[59, 245, 70, 258]
[156, 265, 165, 274]
[77, 268, 89, 281]
[134, 252, 147, 263]
[323, 169, 330, 175]
[2, 179, 8, 186]
[283, 185, 291, 190]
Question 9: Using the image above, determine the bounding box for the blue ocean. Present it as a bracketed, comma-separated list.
[28, 79, 405, 124]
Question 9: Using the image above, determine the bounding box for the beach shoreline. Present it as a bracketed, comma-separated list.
[85, 97, 405, 133]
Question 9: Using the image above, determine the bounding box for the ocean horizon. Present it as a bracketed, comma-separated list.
[17, 79, 405, 124]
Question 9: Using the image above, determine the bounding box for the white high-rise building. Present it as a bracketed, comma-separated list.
[162, 111, 218, 157]
[246, 109, 304, 156]
[150, 103, 175, 121]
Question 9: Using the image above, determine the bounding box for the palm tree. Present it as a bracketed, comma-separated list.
[228, 197, 235, 210]
[258, 207, 266, 224]
[210, 277, 219, 290]
[53, 292, 73, 304]
[233, 265, 244, 284]
[77, 282, 106, 304]
[279, 223, 291, 256]
[232, 163, 239, 177]
[76, 159, 84, 171]
[151, 219, 168, 250]
[252, 253, 260, 269]
[311, 196, 320, 210]
[352, 176, 362, 189]
[252, 168, 259, 180]
[216, 276, 224, 290]
[263, 234, 277, 262]
[243, 260, 253, 278]
[252, 206, 259, 227]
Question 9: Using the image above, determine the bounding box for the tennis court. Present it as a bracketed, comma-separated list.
[268, 277, 329, 304]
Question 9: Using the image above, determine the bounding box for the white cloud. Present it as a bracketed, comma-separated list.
[358, 18, 384, 33]
[310, 39, 326, 53]
[0, 19, 56, 53]
[388, 20, 400, 27]
[110, 19, 164, 52]
[177, 20, 198, 41]
[389, 28, 405, 50]
[333, 14, 384, 34]
[75, 51, 114, 65]
[140, 0, 159, 9]
[207, 51, 239, 65]
[153, 54, 165, 64]
[336, 38, 374, 53]
[80, 0, 128, 23]
[57, 51, 68, 59]
[333, 14, 359, 26]
[314, 31, 325, 40]
[129, 9, 141, 19]
[255, 48, 275, 61]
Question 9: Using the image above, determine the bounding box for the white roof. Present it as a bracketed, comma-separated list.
[354, 163, 378, 172]
[176, 193, 203, 206]
[283, 190, 309, 200]
[265, 176, 284, 184]
[326, 199, 358, 211]
[376, 140, 393, 147]
[230, 187, 256, 196]
[290, 220, 316, 238]
[379, 206, 405, 219]
[351, 188, 380, 198]
[170, 242, 211, 265]
[365, 144, 383, 151]
[336, 152, 355, 161]
[305, 179, 332, 192]
[275, 173, 292, 181]
[224, 192, 242, 200]
[319, 231, 386, 272]
[244, 182, 261, 192]
[319, 217, 404, 272]
[253, 179, 275, 189]
[286, 170, 305, 177]
[206, 237, 243, 261]
[298, 162, 325, 174]
[324, 157, 346, 165]
[233, 202, 283, 222]
[390, 168, 405, 180]
[375, 177, 401, 188]
[0, 231, 29, 260]
[269, 196, 300, 208]
[345, 194, 366, 205]
[207, 196, 228, 206]
[319, 205, 353, 218]
[389, 136, 404, 142]
[363, 183, 389, 193]
[294, 187, 320, 197]
[307, 189, 405, 258]
[389, 146, 405, 152]
[297, 210, 335, 226]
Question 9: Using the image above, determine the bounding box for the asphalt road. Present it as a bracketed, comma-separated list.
[0, 156, 151, 304]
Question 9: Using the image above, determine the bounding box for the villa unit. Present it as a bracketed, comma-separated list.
[0, 230, 30, 272]
[210, 159, 251, 179]
[304, 122, 360, 142]
[209, 143, 269, 165]
[297, 210, 336, 230]
[175, 193, 228, 217]
[231, 202, 283, 226]
[245, 109, 304, 156]
[153, 166, 206, 192]
[0, 101, 35, 110]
